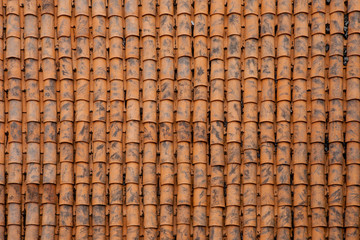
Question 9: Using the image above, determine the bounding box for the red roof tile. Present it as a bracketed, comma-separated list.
[0, 0, 359, 239]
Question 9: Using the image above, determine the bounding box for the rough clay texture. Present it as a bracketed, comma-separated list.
[0, 0, 359, 239]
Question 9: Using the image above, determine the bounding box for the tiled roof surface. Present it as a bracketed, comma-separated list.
[0, 0, 359, 239]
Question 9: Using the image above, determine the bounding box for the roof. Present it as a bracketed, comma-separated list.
[0, 0, 359, 239]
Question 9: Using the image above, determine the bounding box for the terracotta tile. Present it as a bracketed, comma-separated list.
[0, 0, 359, 239]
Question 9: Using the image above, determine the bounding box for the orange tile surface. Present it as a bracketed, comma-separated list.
[0, 0, 359, 239]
